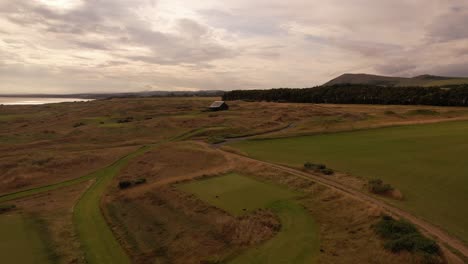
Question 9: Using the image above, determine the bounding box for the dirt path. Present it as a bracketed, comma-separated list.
[215, 147, 468, 264]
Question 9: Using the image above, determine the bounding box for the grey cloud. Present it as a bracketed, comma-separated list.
[73, 41, 110, 50]
[306, 35, 403, 57]
[426, 62, 468, 77]
[199, 9, 285, 36]
[2, 0, 468, 94]
[374, 61, 419, 76]
[177, 19, 208, 38]
[427, 7, 468, 42]
[1, 0, 236, 66]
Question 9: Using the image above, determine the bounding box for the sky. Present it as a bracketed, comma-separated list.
[1, 0, 468, 94]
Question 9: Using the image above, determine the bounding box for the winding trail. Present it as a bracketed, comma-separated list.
[215, 146, 468, 263]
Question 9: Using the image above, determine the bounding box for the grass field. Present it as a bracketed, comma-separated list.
[230, 120, 468, 243]
[178, 173, 319, 263]
[73, 146, 151, 264]
[0, 214, 56, 263]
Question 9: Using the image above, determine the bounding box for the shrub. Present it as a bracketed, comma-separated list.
[374, 216, 440, 256]
[134, 178, 147, 185]
[118, 181, 132, 189]
[304, 162, 333, 175]
[117, 117, 134, 123]
[375, 215, 418, 240]
[321, 168, 334, 175]
[368, 179, 393, 194]
[304, 162, 314, 169]
[119, 179, 147, 189]
[304, 162, 326, 170]
[73, 122, 85, 128]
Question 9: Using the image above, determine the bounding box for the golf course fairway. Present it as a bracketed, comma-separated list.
[178, 173, 319, 264]
[230, 120, 468, 243]
[0, 214, 55, 264]
[73, 146, 151, 264]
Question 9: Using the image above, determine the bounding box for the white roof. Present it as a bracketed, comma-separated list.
[210, 101, 225, 107]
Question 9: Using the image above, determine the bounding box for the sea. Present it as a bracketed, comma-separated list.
[0, 97, 93, 105]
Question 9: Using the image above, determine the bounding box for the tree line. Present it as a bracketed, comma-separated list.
[222, 84, 468, 106]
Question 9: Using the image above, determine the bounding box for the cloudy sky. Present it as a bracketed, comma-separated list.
[1, 0, 468, 94]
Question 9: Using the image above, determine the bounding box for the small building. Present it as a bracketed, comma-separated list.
[209, 101, 229, 111]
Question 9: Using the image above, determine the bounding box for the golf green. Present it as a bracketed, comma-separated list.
[178, 173, 319, 264]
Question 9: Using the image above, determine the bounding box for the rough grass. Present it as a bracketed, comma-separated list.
[178, 173, 319, 263]
[230, 120, 468, 243]
[0, 214, 57, 264]
[73, 146, 152, 264]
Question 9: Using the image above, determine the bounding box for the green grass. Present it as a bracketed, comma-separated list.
[0, 214, 56, 264]
[178, 173, 319, 263]
[230, 120, 468, 243]
[73, 146, 151, 264]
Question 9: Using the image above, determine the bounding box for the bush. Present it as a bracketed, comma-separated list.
[304, 162, 333, 175]
[375, 216, 440, 256]
[73, 122, 85, 128]
[134, 178, 147, 185]
[304, 162, 326, 170]
[375, 215, 418, 240]
[117, 117, 134, 123]
[119, 178, 147, 189]
[368, 179, 393, 194]
[118, 181, 132, 189]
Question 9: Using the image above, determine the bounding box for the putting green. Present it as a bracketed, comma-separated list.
[230, 120, 468, 243]
[0, 214, 55, 264]
[178, 173, 319, 264]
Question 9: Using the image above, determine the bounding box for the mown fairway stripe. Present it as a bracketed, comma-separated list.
[73, 146, 152, 264]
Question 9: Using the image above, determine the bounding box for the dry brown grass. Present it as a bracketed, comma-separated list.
[104, 141, 441, 264]
[106, 186, 280, 264]
[231, 155, 443, 264]
[2, 98, 466, 263]
[0, 145, 137, 195]
[8, 180, 91, 264]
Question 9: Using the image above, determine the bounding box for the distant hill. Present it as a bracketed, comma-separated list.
[323, 73, 468, 87]
[0, 90, 224, 99]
